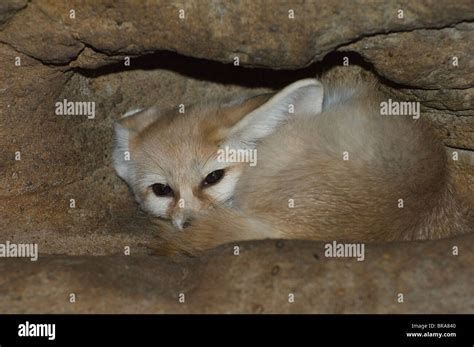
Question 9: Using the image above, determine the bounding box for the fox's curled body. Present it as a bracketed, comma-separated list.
[113, 71, 471, 254]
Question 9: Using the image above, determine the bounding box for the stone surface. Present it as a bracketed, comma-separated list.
[342, 23, 474, 89]
[0, 0, 26, 26]
[0, 1, 473, 313]
[1, 0, 474, 72]
[1, 236, 473, 313]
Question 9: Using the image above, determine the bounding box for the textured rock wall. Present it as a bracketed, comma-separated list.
[0, 1, 472, 313]
[2, 237, 473, 314]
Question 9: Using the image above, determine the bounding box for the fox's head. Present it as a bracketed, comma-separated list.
[113, 79, 323, 230]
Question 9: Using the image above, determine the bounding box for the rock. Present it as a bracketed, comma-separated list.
[0, 0, 27, 26]
[397, 88, 474, 117]
[342, 23, 474, 89]
[0, 43, 71, 198]
[0, 3, 83, 64]
[1, 0, 473, 73]
[1, 236, 473, 313]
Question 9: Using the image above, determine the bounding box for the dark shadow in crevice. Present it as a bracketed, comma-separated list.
[74, 50, 390, 90]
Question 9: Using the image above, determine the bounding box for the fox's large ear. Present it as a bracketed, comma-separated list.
[226, 79, 323, 148]
[113, 107, 160, 182]
[116, 107, 160, 133]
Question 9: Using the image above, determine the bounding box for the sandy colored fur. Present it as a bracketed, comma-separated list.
[115, 71, 472, 255]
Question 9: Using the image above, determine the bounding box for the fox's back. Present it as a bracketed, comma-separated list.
[234, 79, 460, 241]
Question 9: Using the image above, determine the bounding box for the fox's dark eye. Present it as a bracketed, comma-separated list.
[151, 183, 173, 197]
[203, 169, 225, 186]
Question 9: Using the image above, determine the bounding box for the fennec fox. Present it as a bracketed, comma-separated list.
[113, 72, 471, 253]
